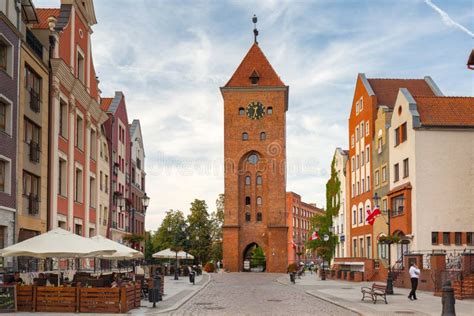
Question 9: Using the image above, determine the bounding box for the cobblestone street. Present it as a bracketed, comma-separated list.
[171, 273, 355, 315]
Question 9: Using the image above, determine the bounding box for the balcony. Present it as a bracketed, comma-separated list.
[27, 194, 39, 216]
[29, 88, 41, 113]
[29, 141, 40, 163]
[26, 29, 43, 59]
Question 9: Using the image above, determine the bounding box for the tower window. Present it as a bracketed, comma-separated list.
[257, 196, 262, 205]
[245, 196, 251, 205]
[247, 154, 259, 164]
[242, 132, 248, 141]
[256, 175, 262, 185]
[245, 176, 251, 186]
[239, 107, 245, 115]
[257, 212, 262, 222]
[260, 132, 266, 140]
[245, 212, 251, 222]
[267, 107, 273, 115]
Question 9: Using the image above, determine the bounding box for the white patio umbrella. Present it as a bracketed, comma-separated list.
[90, 235, 143, 259]
[152, 248, 194, 260]
[0, 228, 117, 285]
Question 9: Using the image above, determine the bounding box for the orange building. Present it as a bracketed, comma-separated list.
[286, 192, 324, 264]
[347, 74, 441, 259]
[221, 42, 289, 273]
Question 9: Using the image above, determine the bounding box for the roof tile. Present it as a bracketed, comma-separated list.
[368, 78, 436, 108]
[31, 8, 60, 29]
[100, 98, 113, 112]
[414, 96, 474, 127]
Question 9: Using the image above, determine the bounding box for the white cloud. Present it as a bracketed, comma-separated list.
[424, 0, 474, 38]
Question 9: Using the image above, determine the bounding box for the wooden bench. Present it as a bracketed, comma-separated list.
[361, 283, 387, 304]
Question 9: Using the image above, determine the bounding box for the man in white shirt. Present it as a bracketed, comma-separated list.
[408, 263, 420, 300]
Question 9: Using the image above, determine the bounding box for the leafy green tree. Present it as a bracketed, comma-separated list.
[250, 246, 265, 267]
[209, 194, 224, 262]
[187, 199, 212, 264]
[151, 209, 187, 252]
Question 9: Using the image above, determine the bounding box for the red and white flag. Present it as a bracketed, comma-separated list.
[366, 207, 381, 225]
[309, 231, 319, 241]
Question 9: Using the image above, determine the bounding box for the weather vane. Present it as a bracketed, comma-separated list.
[252, 14, 258, 44]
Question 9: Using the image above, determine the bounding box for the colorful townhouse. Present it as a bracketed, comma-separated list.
[286, 192, 324, 264]
[32, 0, 108, 237]
[347, 73, 442, 264]
[387, 91, 474, 257]
[101, 92, 131, 243]
[129, 119, 146, 251]
[98, 125, 110, 237]
[331, 148, 348, 259]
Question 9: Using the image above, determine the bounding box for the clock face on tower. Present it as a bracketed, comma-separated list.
[246, 101, 265, 120]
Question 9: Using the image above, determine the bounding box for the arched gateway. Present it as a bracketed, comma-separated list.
[242, 243, 266, 272]
[221, 27, 289, 273]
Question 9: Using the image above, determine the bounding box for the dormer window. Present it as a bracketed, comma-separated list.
[249, 69, 259, 85]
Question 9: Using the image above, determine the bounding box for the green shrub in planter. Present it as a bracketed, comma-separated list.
[204, 262, 215, 273]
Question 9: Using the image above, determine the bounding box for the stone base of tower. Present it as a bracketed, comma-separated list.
[266, 226, 289, 273]
[223, 226, 240, 272]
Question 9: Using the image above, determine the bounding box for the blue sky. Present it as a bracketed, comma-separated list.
[35, 0, 473, 231]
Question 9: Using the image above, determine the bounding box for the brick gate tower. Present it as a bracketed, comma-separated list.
[220, 28, 289, 272]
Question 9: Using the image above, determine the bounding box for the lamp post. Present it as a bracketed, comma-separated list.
[373, 192, 404, 295]
[321, 226, 335, 281]
[141, 193, 150, 212]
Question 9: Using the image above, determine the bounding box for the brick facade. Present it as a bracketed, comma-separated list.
[222, 43, 288, 273]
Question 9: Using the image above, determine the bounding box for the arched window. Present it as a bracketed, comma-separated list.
[239, 107, 245, 115]
[267, 107, 273, 115]
[245, 196, 251, 205]
[257, 196, 262, 205]
[260, 132, 266, 140]
[256, 175, 262, 185]
[245, 212, 251, 222]
[257, 212, 262, 222]
[247, 154, 259, 164]
[242, 132, 248, 141]
[245, 176, 251, 185]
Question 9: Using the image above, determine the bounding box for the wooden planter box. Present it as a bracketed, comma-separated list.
[36, 287, 77, 313]
[17, 285, 34, 311]
[79, 287, 120, 313]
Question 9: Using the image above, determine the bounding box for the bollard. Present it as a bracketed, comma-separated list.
[189, 270, 195, 285]
[290, 272, 296, 284]
[149, 272, 162, 307]
[441, 280, 456, 316]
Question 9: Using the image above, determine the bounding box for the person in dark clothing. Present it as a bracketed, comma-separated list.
[408, 263, 420, 300]
[7, 272, 24, 285]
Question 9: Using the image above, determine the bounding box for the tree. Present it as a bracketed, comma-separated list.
[209, 194, 224, 262]
[250, 246, 265, 268]
[151, 209, 187, 252]
[187, 199, 213, 264]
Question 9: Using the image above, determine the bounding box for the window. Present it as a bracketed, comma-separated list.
[0, 159, 9, 193]
[239, 107, 245, 115]
[90, 177, 96, 208]
[366, 146, 370, 163]
[245, 176, 251, 186]
[382, 199, 388, 212]
[401, 123, 407, 143]
[359, 207, 363, 223]
[25, 67, 41, 113]
[247, 154, 259, 164]
[104, 175, 108, 193]
[467, 232, 473, 246]
[75, 224, 82, 236]
[395, 127, 400, 146]
[242, 132, 248, 140]
[356, 127, 359, 141]
[76, 114, 83, 149]
[351, 135, 354, 148]
[443, 232, 450, 245]
[257, 196, 262, 205]
[382, 166, 387, 183]
[353, 239, 357, 257]
[431, 232, 439, 245]
[378, 137, 382, 154]
[351, 157, 355, 171]
[256, 175, 262, 185]
[0, 101, 7, 133]
[392, 195, 404, 216]
[25, 118, 40, 163]
[260, 132, 266, 140]
[267, 107, 273, 115]
[75, 167, 83, 203]
[77, 49, 85, 83]
[90, 129, 97, 160]
[352, 209, 356, 225]
[367, 176, 370, 191]
[257, 212, 262, 222]
[100, 171, 103, 191]
[361, 122, 365, 138]
[23, 171, 40, 215]
[361, 151, 364, 165]
[357, 181, 360, 195]
[59, 100, 68, 138]
[366, 121, 370, 136]
[245, 196, 251, 206]
[0, 36, 13, 75]
[0, 41, 7, 71]
[403, 158, 409, 178]
[245, 212, 251, 222]
[352, 184, 355, 198]
[367, 236, 371, 258]
[58, 158, 67, 196]
[356, 155, 359, 169]
[361, 179, 365, 193]
[360, 238, 365, 258]
[375, 170, 380, 186]
[394, 163, 399, 182]
[455, 232, 462, 245]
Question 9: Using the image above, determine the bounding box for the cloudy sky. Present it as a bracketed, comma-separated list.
[36, 0, 473, 231]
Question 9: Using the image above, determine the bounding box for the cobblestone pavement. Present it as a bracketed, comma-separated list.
[170, 273, 356, 315]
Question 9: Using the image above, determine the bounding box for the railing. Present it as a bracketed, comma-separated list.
[29, 141, 40, 163]
[29, 88, 41, 113]
[26, 29, 43, 59]
[406, 249, 473, 271]
[28, 194, 40, 215]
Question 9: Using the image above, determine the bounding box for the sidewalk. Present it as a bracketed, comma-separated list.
[277, 273, 474, 316]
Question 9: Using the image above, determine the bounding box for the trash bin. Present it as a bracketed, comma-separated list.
[149, 273, 162, 307]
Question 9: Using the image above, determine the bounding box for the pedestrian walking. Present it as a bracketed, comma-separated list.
[408, 262, 420, 300]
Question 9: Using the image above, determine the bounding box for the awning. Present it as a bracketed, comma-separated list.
[21, 0, 39, 24]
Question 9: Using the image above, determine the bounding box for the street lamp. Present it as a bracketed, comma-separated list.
[141, 193, 150, 211]
[373, 192, 405, 295]
[320, 226, 334, 281]
[117, 195, 125, 211]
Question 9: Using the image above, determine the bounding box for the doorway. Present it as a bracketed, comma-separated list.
[243, 243, 266, 272]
